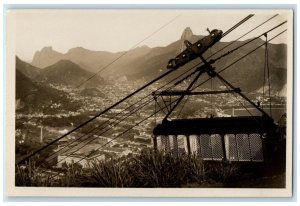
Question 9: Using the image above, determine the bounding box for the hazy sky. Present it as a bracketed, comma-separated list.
[10, 9, 290, 61]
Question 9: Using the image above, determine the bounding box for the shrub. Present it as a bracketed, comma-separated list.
[16, 160, 52, 187]
[86, 149, 205, 187]
[126, 150, 204, 187]
[15, 160, 86, 187]
[87, 159, 133, 187]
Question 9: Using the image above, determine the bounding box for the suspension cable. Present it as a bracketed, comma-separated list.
[217, 73, 263, 129]
[263, 36, 266, 110]
[265, 33, 273, 117]
[154, 96, 157, 126]
[222, 14, 254, 37]
[209, 14, 278, 58]
[213, 21, 287, 63]
[176, 96, 189, 118]
[210, 77, 213, 116]
[155, 97, 168, 115]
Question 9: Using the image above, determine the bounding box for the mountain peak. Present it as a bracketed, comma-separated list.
[181, 27, 193, 41]
[178, 27, 194, 52]
[31, 46, 63, 68]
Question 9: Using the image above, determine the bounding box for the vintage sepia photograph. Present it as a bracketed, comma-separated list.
[5, 8, 293, 197]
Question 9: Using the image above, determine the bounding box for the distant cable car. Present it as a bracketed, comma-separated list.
[167, 29, 223, 69]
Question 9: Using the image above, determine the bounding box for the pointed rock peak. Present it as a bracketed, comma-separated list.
[35, 46, 62, 56]
[179, 27, 194, 52]
[181, 27, 193, 41]
[31, 46, 64, 68]
[38, 46, 63, 55]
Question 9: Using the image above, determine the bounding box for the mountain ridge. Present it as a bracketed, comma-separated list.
[29, 27, 287, 92]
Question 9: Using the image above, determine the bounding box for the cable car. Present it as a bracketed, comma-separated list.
[167, 29, 223, 69]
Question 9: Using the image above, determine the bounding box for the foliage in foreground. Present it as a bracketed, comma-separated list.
[15, 149, 284, 188]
